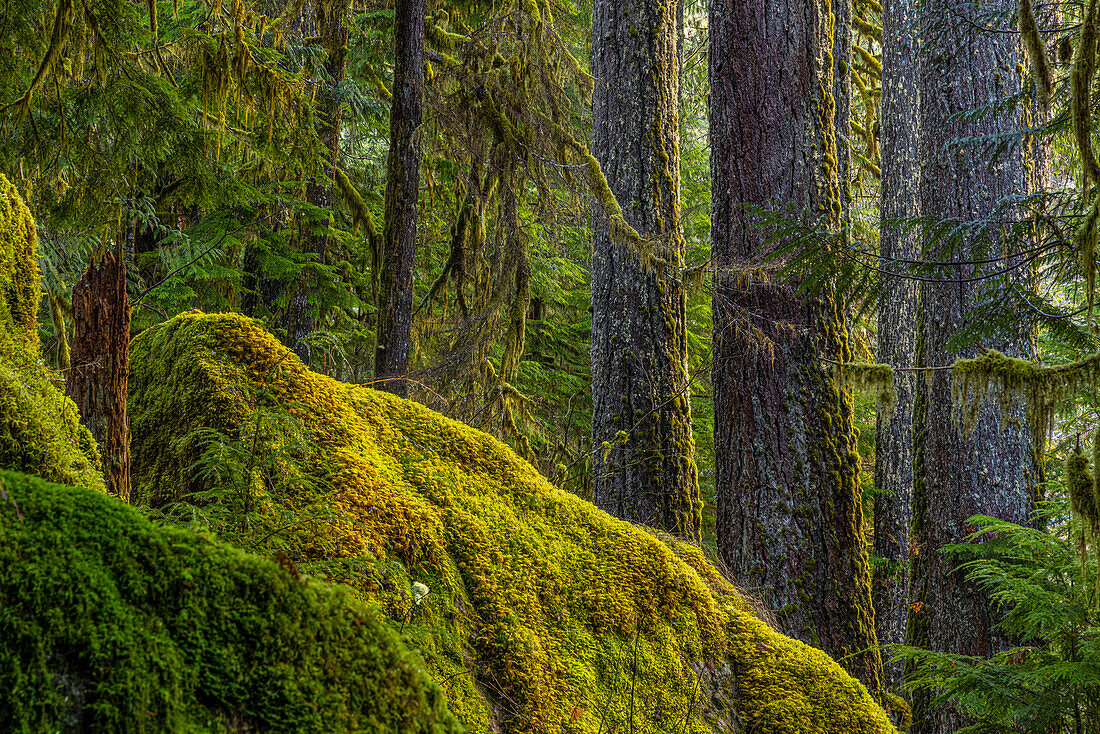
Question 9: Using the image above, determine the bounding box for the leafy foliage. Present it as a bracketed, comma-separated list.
[891, 497, 1100, 733]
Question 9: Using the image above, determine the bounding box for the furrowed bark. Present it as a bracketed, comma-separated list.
[874, 0, 920, 688]
[908, 2, 1038, 731]
[710, 0, 884, 696]
[591, 0, 701, 540]
[66, 250, 130, 501]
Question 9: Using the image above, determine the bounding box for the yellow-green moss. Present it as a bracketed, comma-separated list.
[0, 174, 103, 490]
[833, 361, 897, 418]
[0, 174, 40, 354]
[130, 311, 897, 734]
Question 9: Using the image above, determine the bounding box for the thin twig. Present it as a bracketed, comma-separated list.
[823, 357, 956, 373]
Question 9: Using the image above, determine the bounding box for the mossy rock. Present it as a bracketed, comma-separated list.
[0, 174, 103, 490]
[0, 469, 461, 733]
[129, 311, 897, 734]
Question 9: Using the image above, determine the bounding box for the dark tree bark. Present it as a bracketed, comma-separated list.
[834, 0, 852, 220]
[373, 0, 424, 398]
[287, 0, 350, 365]
[709, 0, 883, 695]
[874, 0, 920, 688]
[66, 250, 130, 501]
[591, 0, 701, 539]
[907, 2, 1039, 731]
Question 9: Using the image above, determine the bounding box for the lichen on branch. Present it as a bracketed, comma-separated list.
[832, 360, 897, 418]
[951, 349, 1100, 440]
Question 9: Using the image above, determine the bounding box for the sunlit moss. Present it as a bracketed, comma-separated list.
[0, 174, 103, 490]
[130, 311, 896, 733]
[951, 348, 1100, 441]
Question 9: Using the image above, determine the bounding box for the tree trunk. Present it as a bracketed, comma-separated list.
[908, 2, 1038, 731]
[374, 0, 424, 398]
[591, 0, 701, 540]
[874, 0, 920, 688]
[709, 0, 883, 696]
[66, 250, 130, 501]
[287, 0, 350, 365]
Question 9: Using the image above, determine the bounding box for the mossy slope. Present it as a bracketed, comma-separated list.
[130, 311, 896, 734]
[0, 469, 461, 733]
[0, 174, 103, 490]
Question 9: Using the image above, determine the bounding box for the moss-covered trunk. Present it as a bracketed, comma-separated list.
[374, 0, 424, 397]
[66, 250, 129, 500]
[907, 2, 1038, 732]
[709, 0, 883, 697]
[874, 0, 920, 688]
[590, 0, 701, 539]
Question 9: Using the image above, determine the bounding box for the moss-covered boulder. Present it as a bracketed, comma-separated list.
[0, 469, 461, 733]
[129, 311, 897, 734]
[0, 174, 102, 490]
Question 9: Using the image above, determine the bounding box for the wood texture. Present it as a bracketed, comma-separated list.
[709, 0, 883, 695]
[590, 0, 701, 539]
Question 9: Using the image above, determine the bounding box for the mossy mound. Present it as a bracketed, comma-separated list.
[0, 469, 461, 733]
[0, 174, 103, 490]
[129, 311, 897, 734]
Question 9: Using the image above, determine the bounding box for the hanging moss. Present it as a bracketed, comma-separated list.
[1073, 0, 1100, 189]
[950, 349, 1100, 441]
[0, 469, 461, 733]
[128, 311, 897, 734]
[1067, 442, 1098, 535]
[334, 166, 381, 281]
[1018, 0, 1053, 112]
[6, 0, 74, 115]
[833, 361, 897, 418]
[0, 174, 103, 490]
[1064, 436, 1100, 603]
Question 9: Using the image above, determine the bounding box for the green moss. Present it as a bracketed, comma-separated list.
[1019, 0, 1052, 112]
[0, 469, 461, 733]
[0, 175, 40, 352]
[952, 349, 1045, 387]
[948, 348, 1100, 442]
[1067, 442, 1097, 530]
[129, 311, 896, 734]
[1066, 437, 1100, 599]
[0, 174, 103, 490]
[834, 361, 897, 418]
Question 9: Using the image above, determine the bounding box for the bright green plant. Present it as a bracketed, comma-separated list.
[892, 492, 1100, 734]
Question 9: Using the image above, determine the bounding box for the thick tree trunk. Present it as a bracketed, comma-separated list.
[709, 0, 883, 696]
[373, 0, 424, 398]
[591, 0, 701, 540]
[908, 2, 1038, 731]
[66, 250, 130, 501]
[834, 0, 852, 221]
[874, 0, 920, 688]
[287, 0, 350, 365]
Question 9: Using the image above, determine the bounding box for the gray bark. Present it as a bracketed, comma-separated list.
[874, 0, 919, 689]
[709, 0, 883, 696]
[590, 0, 702, 539]
[908, 2, 1039, 731]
